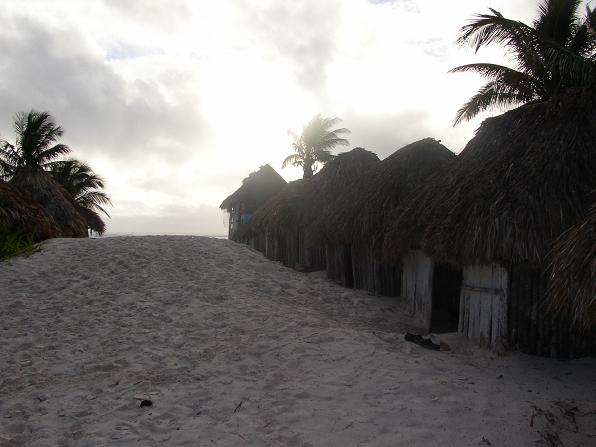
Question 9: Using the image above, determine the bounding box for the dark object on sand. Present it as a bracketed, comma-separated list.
[140, 399, 153, 408]
[405, 333, 441, 351]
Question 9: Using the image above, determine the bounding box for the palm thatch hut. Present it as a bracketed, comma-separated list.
[251, 148, 380, 273]
[314, 138, 456, 298]
[385, 87, 596, 357]
[546, 203, 596, 331]
[75, 205, 106, 235]
[220, 164, 287, 245]
[10, 169, 88, 238]
[0, 179, 61, 241]
[250, 178, 316, 267]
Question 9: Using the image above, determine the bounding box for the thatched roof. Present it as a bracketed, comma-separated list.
[251, 148, 380, 235]
[0, 179, 61, 241]
[546, 203, 596, 329]
[76, 205, 106, 235]
[220, 164, 287, 213]
[384, 87, 596, 265]
[10, 169, 88, 238]
[317, 138, 455, 246]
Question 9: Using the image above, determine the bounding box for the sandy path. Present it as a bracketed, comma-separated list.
[1, 236, 595, 446]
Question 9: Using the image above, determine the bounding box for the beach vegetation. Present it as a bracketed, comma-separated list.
[451, 0, 596, 124]
[49, 159, 112, 217]
[0, 227, 38, 261]
[0, 110, 70, 177]
[0, 110, 111, 237]
[282, 114, 350, 179]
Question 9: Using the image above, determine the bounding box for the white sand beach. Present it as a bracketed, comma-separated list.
[1, 236, 595, 446]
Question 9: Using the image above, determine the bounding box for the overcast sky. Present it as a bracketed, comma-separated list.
[0, 0, 576, 235]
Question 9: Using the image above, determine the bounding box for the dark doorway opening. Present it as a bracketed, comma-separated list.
[343, 244, 354, 288]
[431, 263, 462, 333]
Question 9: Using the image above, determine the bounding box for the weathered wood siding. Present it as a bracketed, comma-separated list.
[260, 230, 326, 271]
[247, 232, 265, 253]
[401, 250, 433, 328]
[352, 241, 400, 296]
[326, 242, 352, 286]
[508, 265, 596, 358]
[459, 264, 508, 351]
[308, 244, 326, 270]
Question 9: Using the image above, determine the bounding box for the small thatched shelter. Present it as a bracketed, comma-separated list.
[10, 169, 88, 238]
[251, 148, 380, 272]
[546, 203, 596, 330]
[314, 138, 456, 298]
[76, 205, 106, 235]
[0, 179, 60, 241]
[220, 164, 287, 243]
[385, 88, 596, 357]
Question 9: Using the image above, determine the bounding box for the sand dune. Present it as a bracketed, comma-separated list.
[1, 236, 595, 446]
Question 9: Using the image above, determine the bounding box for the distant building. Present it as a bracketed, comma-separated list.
[220, 164, 286, 241]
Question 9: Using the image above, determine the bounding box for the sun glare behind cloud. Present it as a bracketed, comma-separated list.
[0, 0, 546, 234]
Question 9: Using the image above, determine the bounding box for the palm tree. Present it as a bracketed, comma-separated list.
[282, 114, 350, 179]
[0, 110, 71, 178]
[49, 159, 112, 217]
[451, 0, 596, 125]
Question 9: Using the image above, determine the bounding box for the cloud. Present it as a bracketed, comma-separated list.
[0, 16, 205, 164]
[0, 0, 561, 236]
[341, 109, 432, 159]
[108, 203, 227, 236]
[240, 1, 343, 94]
[100, 0, 192, 34]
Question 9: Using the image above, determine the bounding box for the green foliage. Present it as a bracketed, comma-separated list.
[452, 0, 596, 124]
[48, 158, 112, 216]
[283, 114, 350, 179]
[0, 228, 38, 261]
[0, 110, 71, 178]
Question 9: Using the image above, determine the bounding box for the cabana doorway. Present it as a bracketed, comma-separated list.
[430, 263, 462, 333]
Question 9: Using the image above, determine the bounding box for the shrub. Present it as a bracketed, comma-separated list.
[0, 228, 38, 261]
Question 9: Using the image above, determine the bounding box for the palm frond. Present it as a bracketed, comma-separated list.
[543, 44, 596, 88]
[452, 1, 594, 125]
[5, 110, 71, 172]
[450, 63, 545, 97]
[284, 114, 350, 178]
[457, 8, 536, 53]
[453, 81, 534, 125]
[566, 6, 596, 55]
[77, 191, 112, 216]
[282, 154, 303, 169]
[534, 0, 582, 46]
[48, 158, 112, 216]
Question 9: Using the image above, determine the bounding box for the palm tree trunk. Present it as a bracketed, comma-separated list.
[303, 161, 314, 179]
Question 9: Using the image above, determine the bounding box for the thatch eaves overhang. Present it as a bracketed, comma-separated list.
[76, 205, 107, 235]
[546, 203, 596, 329]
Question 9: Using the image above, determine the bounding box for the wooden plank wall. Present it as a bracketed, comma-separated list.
[459, 264, 508, 351]
[325, 242, 348, 286]
[352, 241, 373, 291]
[309, 245, 326, 270]
[508, 265, 596, 358]
[401, 250, 434, 328]
[351, 241, 401, 297]
[254, 229, 327, 271]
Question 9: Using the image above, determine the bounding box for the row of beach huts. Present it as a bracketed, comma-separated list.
[220, 88, 596, 358]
